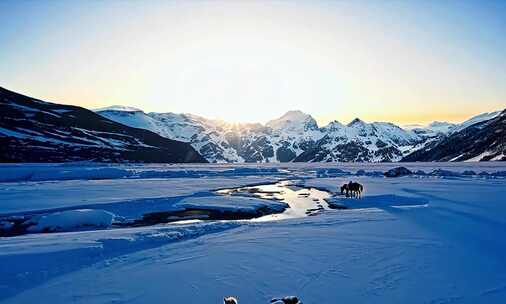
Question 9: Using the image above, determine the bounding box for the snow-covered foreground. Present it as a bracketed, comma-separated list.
[1, 162, 506, 303]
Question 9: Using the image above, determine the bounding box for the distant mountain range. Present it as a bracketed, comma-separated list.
[402, 109, 505, 162]
[0, 87, 205, 163]
[95, 105, 504, 163]
[1, 87, 503, 163]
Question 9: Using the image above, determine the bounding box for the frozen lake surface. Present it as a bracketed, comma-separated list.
[217, 180, 333, 220]
[1, 162, 506, 303]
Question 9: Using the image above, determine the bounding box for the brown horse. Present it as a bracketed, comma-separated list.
[341, 182, 364, 198]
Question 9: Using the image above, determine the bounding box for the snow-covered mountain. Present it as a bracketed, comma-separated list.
[2, 85, 502, 163]
[404, 111, 501, 138]
[95, 108, 427, 163]
[452, 110, 501, 133]
[403, 109, 506, 162]
[95, 104, 506, 163]
[0, 88, 205, 163]
[295, 119, 423, 162]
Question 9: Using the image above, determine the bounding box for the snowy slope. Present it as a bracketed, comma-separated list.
[96, 109, 424, 163]
[403, 110, 506, 162]
[97, 109, 246, 162]
[453, 110, 501, 133]
[405, 111, 502, 138]
[0, 88, 205, 163]
[295, 119, 422, 162]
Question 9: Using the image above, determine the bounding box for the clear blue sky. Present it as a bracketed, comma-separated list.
[1, 0, 505, 125]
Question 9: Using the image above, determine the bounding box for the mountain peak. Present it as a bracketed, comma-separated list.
[94, 105, 143, 113]
[452, 110, 502, 133]
[278, 110, 310, 120]
[402, 124, 424, 130]
[266, 110, 318, 131]
[347, 118, 365, 127]
[427, 121, 453, 128]
[323, 120, 344, 131]
[328, 120, 343, 125]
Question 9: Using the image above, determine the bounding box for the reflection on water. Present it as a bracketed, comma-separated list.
[216, 180, 332, 221]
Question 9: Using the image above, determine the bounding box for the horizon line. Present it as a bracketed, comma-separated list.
[1, 85, 503, 128]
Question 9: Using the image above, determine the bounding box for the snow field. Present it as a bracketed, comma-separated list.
[1, 163, 506, 303]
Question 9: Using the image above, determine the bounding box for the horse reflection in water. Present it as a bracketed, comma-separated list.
[340, 181, 364, 198]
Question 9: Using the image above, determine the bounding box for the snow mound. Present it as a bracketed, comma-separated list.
[429, 169, 462, 177]
[176, 196, 288, 214]
[271, 296, 302, 304]
[316, 168, 350, 178]
[355, 169, 367, 176]
[384, 166, 413, 177]
[354, 169, 382, 177]
[26, 209, 115, 233]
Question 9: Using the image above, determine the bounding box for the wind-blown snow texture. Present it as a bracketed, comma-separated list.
[96, 106, 504, 163]
[1, 162, 506, 303]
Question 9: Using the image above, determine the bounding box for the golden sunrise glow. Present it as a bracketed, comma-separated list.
[1, 1, 504, 126]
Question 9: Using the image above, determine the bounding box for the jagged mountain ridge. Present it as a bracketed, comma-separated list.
[96, 106, 505, 163]
[1, 85, 500, 164]
[96, 108, 431, 163]
[0, 88, 206, 163]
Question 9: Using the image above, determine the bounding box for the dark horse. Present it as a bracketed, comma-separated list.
[341, 181, 364, 198]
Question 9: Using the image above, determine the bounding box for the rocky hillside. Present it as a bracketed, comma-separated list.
[0, 88, 206, 163]
[402, 110, 506, 162]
